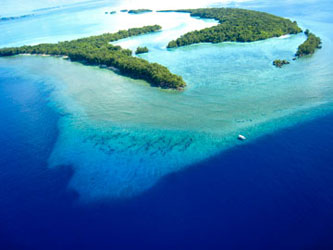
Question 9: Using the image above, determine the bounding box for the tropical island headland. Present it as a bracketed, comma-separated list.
[296, 29, 322, 57]
[163, 8, 303, 48]
[0, 25, 186, 90]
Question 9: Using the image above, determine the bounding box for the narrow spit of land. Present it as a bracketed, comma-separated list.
[0, 25, 186, 90]
[296, 29, 322, 57]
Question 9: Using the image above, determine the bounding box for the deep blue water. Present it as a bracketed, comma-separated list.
[1, 66, 333, 249]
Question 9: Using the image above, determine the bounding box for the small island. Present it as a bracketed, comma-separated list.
[165, 8, 302, 48]
[128, 9, 153, 14]
[296, 29, 322, 57]
[110, 11, 116, 15]
[135, 46, 149, 54]
[273, 59, 290, 68]
[120, 10, 128, 12]
[0, 25, 186, 90]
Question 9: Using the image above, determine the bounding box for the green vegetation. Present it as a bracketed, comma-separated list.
[128, 9, 152, 14]
[296, 29, 322, 57]
[135, 46, 149, 54]
[165, 8, 302, 48]
[0, 25, 186, 90]
[273, 59, 290, 68]
[120, 9, 128, 12]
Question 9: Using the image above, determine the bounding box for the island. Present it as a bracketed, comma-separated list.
[164, 8, 302, 48]
[296, 29, 322, 57]
[120, 10, 128, 13]
[128, 9, 153, 14]
[135, 46, 149, 54]
[0, 25, 186, 90]
[273, 59, 290, 68]
[110, 11, 116, 15]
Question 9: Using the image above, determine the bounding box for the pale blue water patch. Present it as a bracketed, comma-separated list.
[112, 14, 218, 51]
[0, 0, 237, 17]
[0, 8, 217, 48]
[236, 0, 333, 24]
[0, 0, 333, 201]
[0, 0, 91, 16]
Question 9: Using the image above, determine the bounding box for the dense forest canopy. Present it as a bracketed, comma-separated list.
[296, 30, 322, 57]
[165, 8, 302, 48]
[135, 46, 149, 54]
[0, 25, 186, 90]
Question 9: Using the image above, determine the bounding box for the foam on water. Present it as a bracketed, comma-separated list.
[0, 1, 333, 201]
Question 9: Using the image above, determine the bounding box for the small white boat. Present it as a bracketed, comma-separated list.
[238, 134, 246, 141]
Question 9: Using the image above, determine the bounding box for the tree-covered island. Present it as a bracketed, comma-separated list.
[273, 59, 290, 68]
[135, 46, 149, 54]
[273, 30, 321, 68]
[0, 25, 186, 90]
[296, 29, 322, 57]
[163, 8, 302, 48]
[128, 9, 153, 14]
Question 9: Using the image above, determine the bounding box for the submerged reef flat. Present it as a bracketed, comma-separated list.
[0, 25, 186, 90]
[165, 8, 302, 48]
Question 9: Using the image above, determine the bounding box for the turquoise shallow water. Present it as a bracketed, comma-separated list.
[0, 0, 332, 200]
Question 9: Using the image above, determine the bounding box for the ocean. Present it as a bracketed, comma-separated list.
[0, 0, 332, 249]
